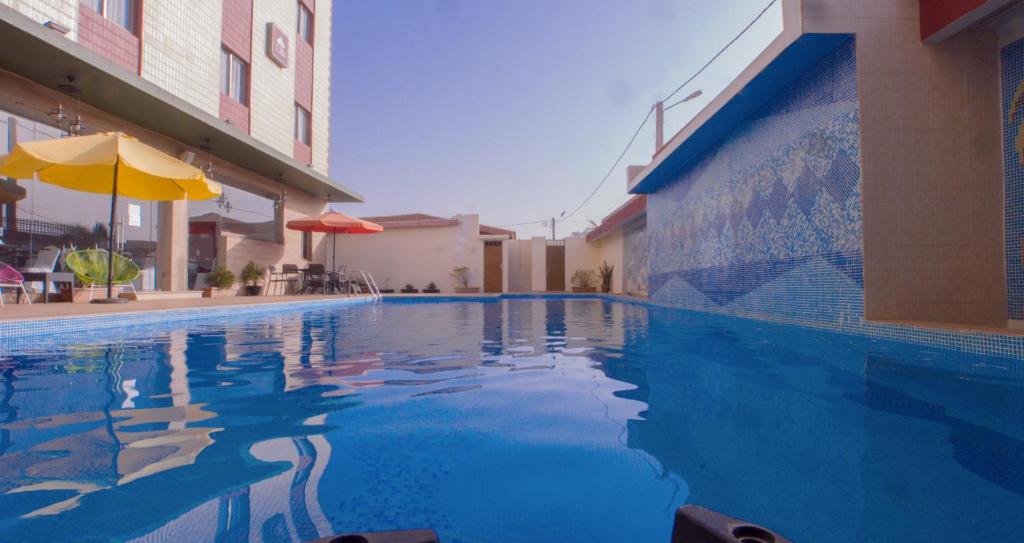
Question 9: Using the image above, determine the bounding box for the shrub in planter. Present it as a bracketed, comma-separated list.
[451, 265, 480, 293]
[203, 265, 235, 297]
[423, 281, 441, 294]
[598, 260, 614, 294]
[240, 261, 264, 296]
[400, 283, 419, 294]
[570, 269, 596, 293]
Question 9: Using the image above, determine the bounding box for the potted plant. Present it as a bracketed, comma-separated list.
[240, 260, 264, 296]
[423, 281, 441, 294]
[379, 278, 395, 294]
[598, 260, 614, 294]
[202, 265, 235, 297]
[571, 269, 596, 293]
[451, 266, 479, 293]
[400, 283, 419, 294]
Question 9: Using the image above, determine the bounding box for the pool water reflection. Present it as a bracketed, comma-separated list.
[0, 298, 1023, 542]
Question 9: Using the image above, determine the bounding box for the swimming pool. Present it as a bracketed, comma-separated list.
[0, 296, 1022, 542]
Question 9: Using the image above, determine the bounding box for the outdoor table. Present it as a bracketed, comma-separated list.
[18, 271, 75, 304]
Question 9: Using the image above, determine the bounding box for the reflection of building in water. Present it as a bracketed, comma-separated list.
[0, 318, 356, 542]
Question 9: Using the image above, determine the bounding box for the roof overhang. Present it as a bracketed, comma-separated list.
[586, 195, 646, 243]
[0, 4, 362, 203]
[629, 29, 851, 195]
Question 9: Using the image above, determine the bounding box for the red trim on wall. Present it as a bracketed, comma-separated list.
[220, 0, 253, 133]
[586, 195, 646, 243]
[294, 0, 316, 163]
[219, 93, 250, 133]
[920, 0, 987, 41]
[136, 0, 144, 75]
[77, 3, 141, 73]
[293, 139, 312, 165]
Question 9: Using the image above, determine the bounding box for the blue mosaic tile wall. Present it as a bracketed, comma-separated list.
[1002, 38, 1024, 320]
[648, 38, 863, 327]
[623, 221, 648, 297]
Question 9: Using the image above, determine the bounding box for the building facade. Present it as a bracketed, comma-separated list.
[0, 0, 357, 294]
[628, 0, 1024, 357]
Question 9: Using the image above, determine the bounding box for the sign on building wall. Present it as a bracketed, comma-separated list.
[267, 24, 289, 68]
[128, 204, 141, 227]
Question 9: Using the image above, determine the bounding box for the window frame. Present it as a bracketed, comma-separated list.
[297, 2, 314, 45]
[89, 0, 138, 33]
[301, 231, 312, 260]
[220, 47, 249, 106]
[294, 103, 311, 146]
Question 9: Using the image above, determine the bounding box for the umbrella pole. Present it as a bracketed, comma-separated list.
[107, 159, 118, 300]
[93, 158, 128, 304]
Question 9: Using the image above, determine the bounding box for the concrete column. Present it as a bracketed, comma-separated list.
[157, 200, 189, 291]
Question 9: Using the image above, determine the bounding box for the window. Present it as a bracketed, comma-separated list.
[297, 3, 313, 44]
[294, 104, 311, 145]
[220, 48, 248, 105]
[301, 231, 312, 260]
[88, 0, 137, 33]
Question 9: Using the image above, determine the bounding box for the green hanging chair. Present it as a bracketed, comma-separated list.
[65, 249, 141, 301]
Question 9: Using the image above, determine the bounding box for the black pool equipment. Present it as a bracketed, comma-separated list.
[308, 530, 439, 543]
[672, 505, 791, 543]
[307, 505, 789, 543]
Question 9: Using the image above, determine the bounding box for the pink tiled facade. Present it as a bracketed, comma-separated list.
[295, 0, 315, 164]
[220, 93, 250, 133]
[295, 39, 314, 110]
[221, 0, 253, 61]
[220, 0, 252, 133]
[77, 3, 139, 73]
[294, 139, 312, 165]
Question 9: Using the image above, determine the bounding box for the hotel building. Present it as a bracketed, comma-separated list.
[0, 0, 359, 293]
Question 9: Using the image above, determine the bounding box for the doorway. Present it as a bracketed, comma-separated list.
[546, 241, 565, 291]
[484, 240, 503, 293]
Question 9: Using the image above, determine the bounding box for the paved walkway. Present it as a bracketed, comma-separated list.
[0, 294, 369, 321]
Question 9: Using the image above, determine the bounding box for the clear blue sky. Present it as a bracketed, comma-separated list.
[329, 0, 781, 238]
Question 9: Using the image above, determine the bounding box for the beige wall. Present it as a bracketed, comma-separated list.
[565, 232, 624, 294]
[310, 0, 331, 174]
[216, 190, 329, 294]
[141, 2, 222, 118]
[802, 0, 1007, 325]
[507, 239, 533, 292]
[0, 0, 78, 39]
[250, 0, 299, 162]
[330, 214, 485, 293]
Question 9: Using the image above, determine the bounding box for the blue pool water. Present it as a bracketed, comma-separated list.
[1, 297, 1023, 542]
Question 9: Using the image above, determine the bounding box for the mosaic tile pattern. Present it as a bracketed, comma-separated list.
[649, 38, 863, 327]
[623, 221, 648, 297]
[0, 297, 374, 350]
[1002, 38, 1024, 320]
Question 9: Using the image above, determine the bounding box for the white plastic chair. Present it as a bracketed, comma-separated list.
[22, 246, 60, 293]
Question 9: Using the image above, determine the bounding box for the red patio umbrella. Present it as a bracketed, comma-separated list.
[285, 211, 383, 275]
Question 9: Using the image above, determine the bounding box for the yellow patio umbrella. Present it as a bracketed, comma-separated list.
[0, 132, 222, 303]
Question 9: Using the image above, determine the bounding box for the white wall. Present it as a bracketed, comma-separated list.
[331, 214, 484, 292]
[310, 0, 331, 175]
[142, 1, 222, 117]
[249, 0, 298, 159]
[0, 0, 78, 39]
